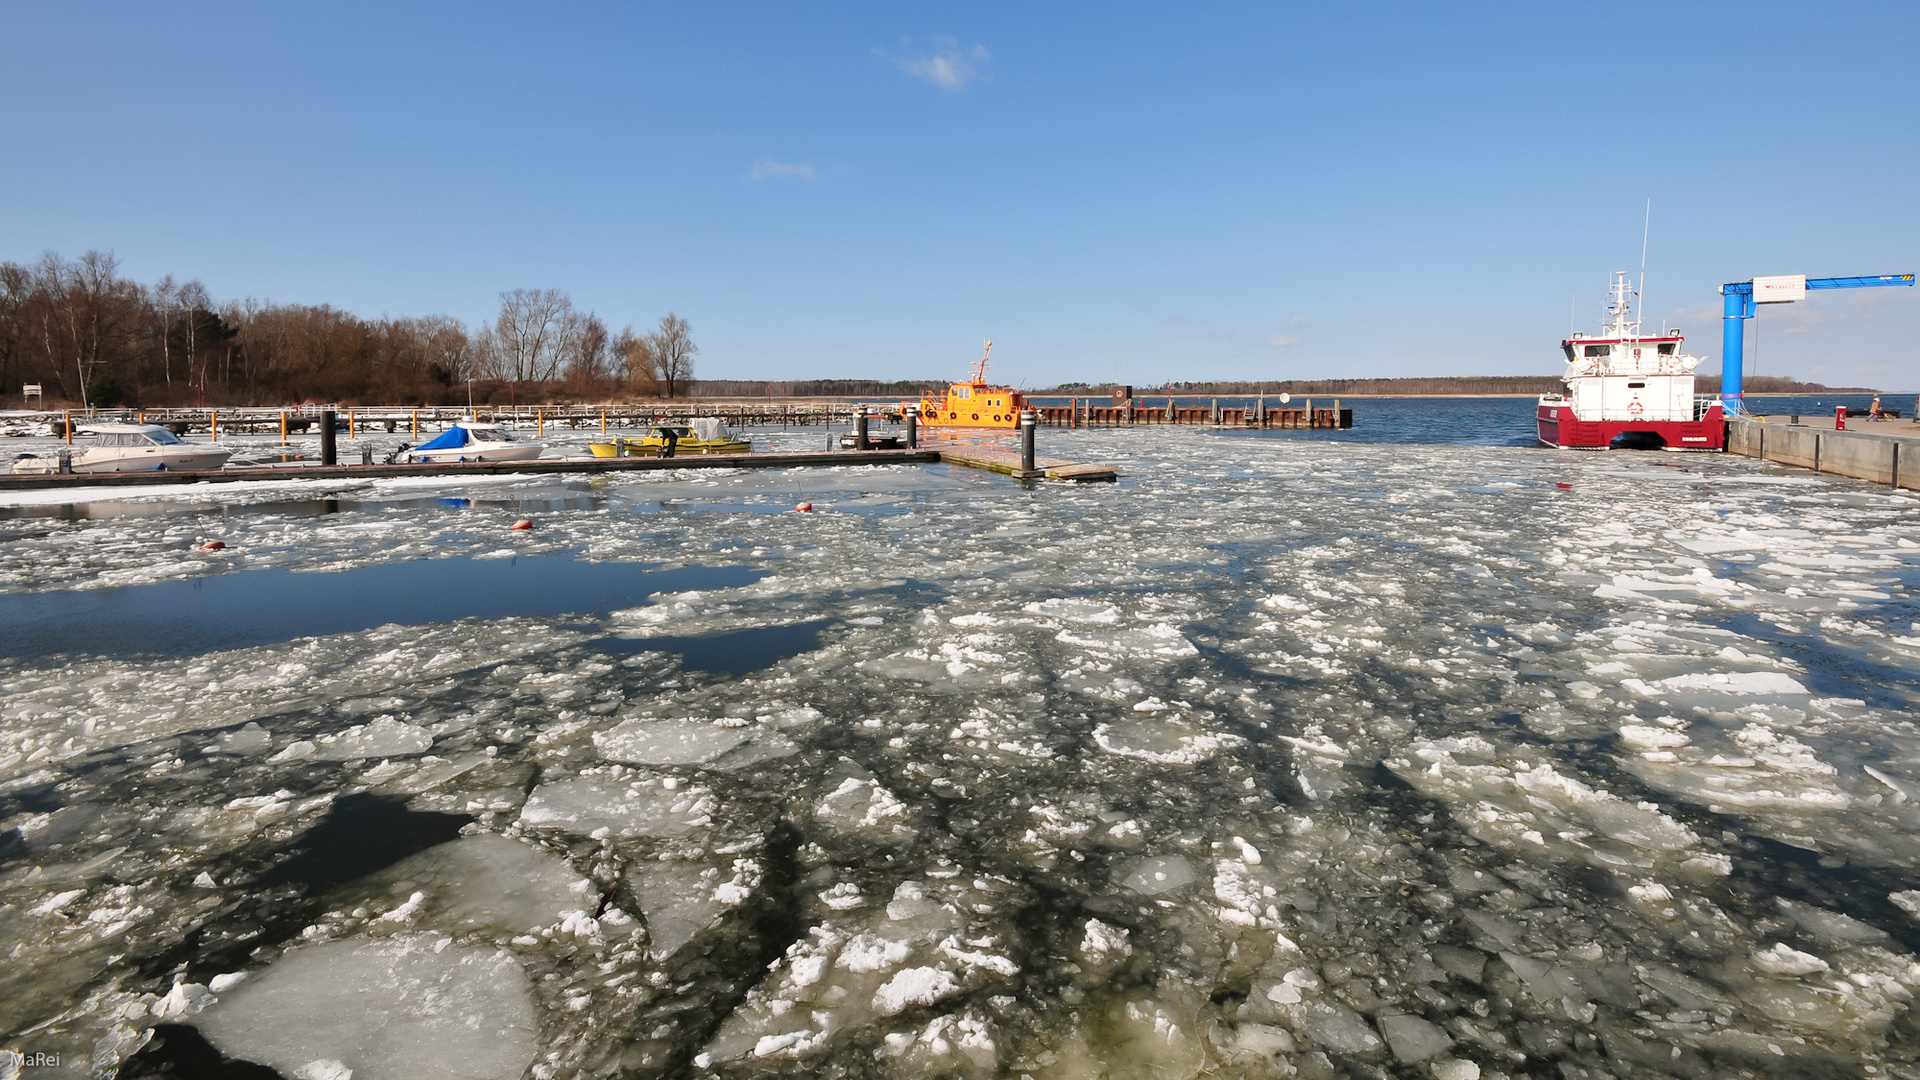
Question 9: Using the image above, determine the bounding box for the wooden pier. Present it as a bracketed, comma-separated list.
[0, 445, 1119, 491]
[1035, 397, 1352, 430]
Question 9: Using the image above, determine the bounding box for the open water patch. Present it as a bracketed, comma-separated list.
[596, 619, 834, 675]
[0, 555, 766, 659]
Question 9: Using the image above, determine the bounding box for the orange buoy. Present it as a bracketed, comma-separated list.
[511, 519, 533, 531]
[201, 541, 227, 551]
[795, 502, 813, 513]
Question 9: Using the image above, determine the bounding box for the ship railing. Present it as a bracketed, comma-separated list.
[1694, 395, 1724, 420]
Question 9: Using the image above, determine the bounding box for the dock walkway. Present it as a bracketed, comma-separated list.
[1728, 416, 1920, 491]
[0, 445, 1121, 491]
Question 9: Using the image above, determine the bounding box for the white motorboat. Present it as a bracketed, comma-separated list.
[9, 422, 233, 474]
[403, 423, 544, 464]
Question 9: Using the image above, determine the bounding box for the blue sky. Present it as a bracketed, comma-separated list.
[3, 2, 1915, 388]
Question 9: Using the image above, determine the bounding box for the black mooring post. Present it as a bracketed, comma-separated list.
[1020, 410, 1036, 474]
[855, 406, 870, 450]
[905, 406, 918, 449]
[319, 410, 337, 466]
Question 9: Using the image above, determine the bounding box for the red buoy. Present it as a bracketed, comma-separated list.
[795, 503, 813, 513]
[201, 541, 227, 551]
[511, 519, 533, 531]
[1555, 482, 1572, 490]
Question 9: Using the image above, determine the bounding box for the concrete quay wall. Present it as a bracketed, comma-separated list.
[1727, 419, 1918, 490]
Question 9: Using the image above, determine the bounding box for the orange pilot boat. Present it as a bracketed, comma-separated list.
[911, 341, 1027, 431]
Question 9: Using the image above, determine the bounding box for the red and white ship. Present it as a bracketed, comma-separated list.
[1537, 272, 1725, 451]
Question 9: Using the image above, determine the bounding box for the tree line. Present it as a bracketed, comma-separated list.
[0, 251, 698, 408]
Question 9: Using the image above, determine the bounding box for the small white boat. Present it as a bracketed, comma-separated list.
[404, 423, 544, 464]
[9, 422, 233, 474]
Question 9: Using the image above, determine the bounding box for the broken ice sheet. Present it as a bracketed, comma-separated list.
[195, 934, 537, 1080]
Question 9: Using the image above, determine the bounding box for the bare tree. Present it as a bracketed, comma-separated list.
[487, 288, 583, 383]
[154, 275, 176, 384]
[647, 313, 696, 399]
[617, 324, 657, 396]
[564, 313, 611, 388]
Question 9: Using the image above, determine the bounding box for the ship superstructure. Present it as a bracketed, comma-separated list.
[1536, 272, 1725, 450]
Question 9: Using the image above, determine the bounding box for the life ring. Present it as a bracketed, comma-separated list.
[1633, 348, 1642, 360]
[972, 413, 979, 420]
[1628, 400, 1643, 416]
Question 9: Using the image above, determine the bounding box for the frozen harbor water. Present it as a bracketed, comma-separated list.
[2, 419, 1919, 1079]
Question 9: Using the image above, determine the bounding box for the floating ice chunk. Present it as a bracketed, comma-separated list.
[1094, 719, 1244, 765]
[520, 778, 712, 837]
[1776, 899, 1890, 946]
[151, 979, 214, 1018]
[593, 718, 753, 766]
[1057, 622, 1199, 659]
[1432, 1060, 1481, 1080]
[195, 934, 537, 1080]
[1294, 1000, 1381, 1053]
[294, 1062, 354, 1080]
[1079, 919, 1133, 960]
[1891, 891, 1920, 917]
[630, 858, 760, 959]
[1023, 598, 1122, 623]
[312, 717, 434, 761]
[816, 776, 913, 835]
[210, 722, 273, 755]
[1623, 671, 1809, 697]
[209, 972, 248, 993]
[838, 933, 913, 973]
[1120, 855, 1196, 896]
[1378, 1013, 1452, 1062]
[1619, 724, 1690, 750]
[268, 740, 318, 763]
[819, 882, 864, 910]
[872, 966, 960, 1015]
[29, 889, 86, 917]
[374, 834, 593, 933]
[1753, 943, 1830, 976]
[1233, 836, 1262, 865]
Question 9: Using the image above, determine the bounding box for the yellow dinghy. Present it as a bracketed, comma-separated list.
[589, 418, 751, 457]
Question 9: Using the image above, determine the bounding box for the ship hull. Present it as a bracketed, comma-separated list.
[1536, 403, 1726, 451]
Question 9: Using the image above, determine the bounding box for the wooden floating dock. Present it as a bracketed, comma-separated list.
[0, 446, 1119, 491]
[1035, 397, 1353, 429]
[934, 446, 1118, 482]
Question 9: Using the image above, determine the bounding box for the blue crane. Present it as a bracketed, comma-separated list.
[1720, 273, 1914, 413]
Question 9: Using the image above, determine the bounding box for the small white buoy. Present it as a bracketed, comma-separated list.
[1278, 393, 1291, 404]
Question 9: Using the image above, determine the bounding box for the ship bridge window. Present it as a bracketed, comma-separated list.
[1627, 381, 1646, 389]
[1583, 345, 1610, 357]
[1657, 343, 1676, 355]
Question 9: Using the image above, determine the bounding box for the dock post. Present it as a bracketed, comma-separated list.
[601, 408, 607, 435]
[538, 408, 545, 438]
[1304, 398, 1313, 428]
[280, 411, 288, 446]
[1071, 397, 1079, 429]
[58, 447, 72, 473]
[412, 410, 419, 440]
[212, 411, 219, 442]
[64, 412, 72, 445]
[855, 406, 870, 450]
[1020, 410, 1037, 475]
[905, 406, 918, 449]
[320, 410, 337, 466]
[348, 410, 356, 440]
[1333, 399, 1342, 429]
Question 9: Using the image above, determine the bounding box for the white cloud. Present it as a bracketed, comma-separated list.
[879, 37, 990, 91]
[752, 160, 816, 181]
[1285, 315, 1310, 329]
[1267, 334, 1301, 348]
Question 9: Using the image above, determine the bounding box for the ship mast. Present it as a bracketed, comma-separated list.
[971, 340, 993, 384]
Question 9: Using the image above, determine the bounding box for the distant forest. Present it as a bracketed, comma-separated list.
[2, 250, 695, 408]
[1, 251, 1876, 408]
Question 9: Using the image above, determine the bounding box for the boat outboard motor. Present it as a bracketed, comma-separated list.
[384, 443, 412, 465]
